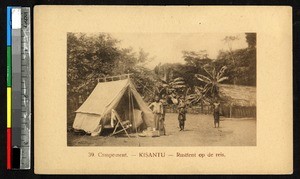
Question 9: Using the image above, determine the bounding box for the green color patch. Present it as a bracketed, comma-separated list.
[7, 46, 11, 87]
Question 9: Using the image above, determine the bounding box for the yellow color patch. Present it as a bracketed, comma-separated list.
[7, 88, 11, 128]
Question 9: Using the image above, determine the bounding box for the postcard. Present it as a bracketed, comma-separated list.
[34, 5, 292, 174]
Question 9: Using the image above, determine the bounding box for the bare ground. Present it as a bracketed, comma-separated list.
[67, 113, 256, 146]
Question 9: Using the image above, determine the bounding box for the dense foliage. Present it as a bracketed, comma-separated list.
[67, 32, 256, 114]
[67, 33, 156, 116]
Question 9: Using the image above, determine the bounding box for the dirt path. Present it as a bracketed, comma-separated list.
[68, 113, 256, 146]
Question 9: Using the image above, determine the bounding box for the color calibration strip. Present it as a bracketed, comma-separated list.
[7, 6, 31, 170]
[7, 6, 12, 170]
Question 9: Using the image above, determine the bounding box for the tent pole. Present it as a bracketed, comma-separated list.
[129, 89, 140, 146]
[129, 90, 135, 130]
[130, 91, 136, 132]
[128, 89, 131, 126]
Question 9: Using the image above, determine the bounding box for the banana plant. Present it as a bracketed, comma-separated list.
[194, 65, 228, 100]
[185, 86, 204, 105]
[155, 77, 187, 104]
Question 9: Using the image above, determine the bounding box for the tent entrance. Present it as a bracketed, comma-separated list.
[107, 87, 145, 132]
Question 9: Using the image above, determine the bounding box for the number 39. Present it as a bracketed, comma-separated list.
[88, 152, 94, 157]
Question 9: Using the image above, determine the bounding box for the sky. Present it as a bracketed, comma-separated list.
[111, 33, 248, 69]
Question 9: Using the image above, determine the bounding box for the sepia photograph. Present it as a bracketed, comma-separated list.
[67, 32, 256, 146]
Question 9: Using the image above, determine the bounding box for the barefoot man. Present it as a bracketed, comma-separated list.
[149, 96, 164, 133]
[213, 101, 221, 128]
[178, 97, 187, 131]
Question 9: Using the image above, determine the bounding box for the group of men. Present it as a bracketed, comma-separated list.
[148, 95, 221, 135]
[148, 95, 187, 135]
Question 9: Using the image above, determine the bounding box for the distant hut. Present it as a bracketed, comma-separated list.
[218, 84, 256, 118]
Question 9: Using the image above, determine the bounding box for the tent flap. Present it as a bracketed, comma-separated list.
[73, 113, 101, 133]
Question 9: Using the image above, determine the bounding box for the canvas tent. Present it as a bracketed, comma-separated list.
[73, 78, 154, 133]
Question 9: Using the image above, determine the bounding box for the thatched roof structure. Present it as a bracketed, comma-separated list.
[219, 84, 256, 107]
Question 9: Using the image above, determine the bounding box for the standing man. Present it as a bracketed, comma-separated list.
[149, 96, 164, 133]
[178, 97, 187, 131]
[213, 101, 221, 128]
[160, 95, 167, 135]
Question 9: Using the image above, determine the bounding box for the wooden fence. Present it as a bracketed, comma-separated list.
[221, 105, 256, 118]
[164, 105, 212, 115]
[164, 104, 256, 118]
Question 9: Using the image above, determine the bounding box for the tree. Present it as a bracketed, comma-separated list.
[153, 62, 192, 105]
[222, 36, 240, 84]
[154, 50, 223, 105]
[154, 63, 174, 82]
[182, 50, 212, 68]
[67, 33, 121, 101]
[245, 33, 256, 49]
[179, 50, 213, 88]
[216, 33, 256, 86]
[194, 65, 228, 100]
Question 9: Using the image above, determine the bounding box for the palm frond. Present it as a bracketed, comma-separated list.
[195, 74, 211, 84]
[203, 67, 214, 79]
[212, 67, 216, 78]
[195, 86, 204, 93]
[202, 83, 210, 92]
[173, 84, 186, 89]
[173, 81, 185, 85]
[217, 76, 228, 83]
[185, 87, 191, 96]
[217, 66, 227, 79]
[174, 77, 184, 82]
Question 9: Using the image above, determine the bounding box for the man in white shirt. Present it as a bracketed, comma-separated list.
[149, 96, 164, 132]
